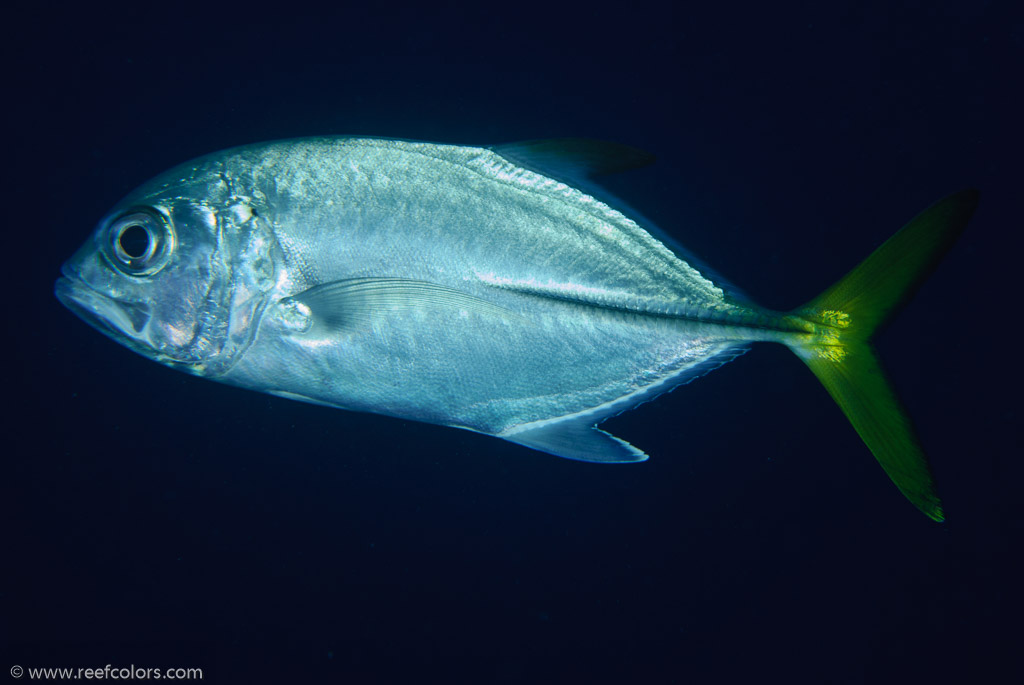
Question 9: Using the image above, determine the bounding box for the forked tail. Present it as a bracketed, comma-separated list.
[787, 190, 979, 521]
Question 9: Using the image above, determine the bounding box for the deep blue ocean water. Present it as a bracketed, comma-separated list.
[5, 2, 1021, 682]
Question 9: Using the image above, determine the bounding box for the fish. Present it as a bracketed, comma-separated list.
[54, 137, 977, 521]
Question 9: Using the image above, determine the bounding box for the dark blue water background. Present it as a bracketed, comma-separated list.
[6, 2, 1021, 682]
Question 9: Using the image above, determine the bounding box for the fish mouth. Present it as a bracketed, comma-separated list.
[55, 268, 152, 350]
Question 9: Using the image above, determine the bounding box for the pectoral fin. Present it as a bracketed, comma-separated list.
[287, 277, 518, 331]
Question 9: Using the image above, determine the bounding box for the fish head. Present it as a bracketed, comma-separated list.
[55, 158, 278, 377]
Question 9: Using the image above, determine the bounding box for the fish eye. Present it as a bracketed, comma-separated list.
[117, 223, 152, 259]
[107, 209, 174, 276]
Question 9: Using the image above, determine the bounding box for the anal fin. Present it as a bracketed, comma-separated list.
[503, 418, 648, 463]
[500, 343, 749, 464]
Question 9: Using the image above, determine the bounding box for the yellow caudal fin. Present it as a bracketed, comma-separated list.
[788, 190, 979, 521]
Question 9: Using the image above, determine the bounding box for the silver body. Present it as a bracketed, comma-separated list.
[57, 138, 785, 462]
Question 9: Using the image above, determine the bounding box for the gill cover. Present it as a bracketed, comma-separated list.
[59, 165, 277, 377]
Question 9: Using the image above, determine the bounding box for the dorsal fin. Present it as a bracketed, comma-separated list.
[492, 139, 655, 180]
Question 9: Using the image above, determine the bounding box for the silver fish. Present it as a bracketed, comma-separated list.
[55, 137, 977, 520]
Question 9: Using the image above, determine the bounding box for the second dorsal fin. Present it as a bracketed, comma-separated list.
[492, 139, 655, 180]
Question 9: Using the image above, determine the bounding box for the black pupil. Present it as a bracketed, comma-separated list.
[119, 224, 151, 259]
